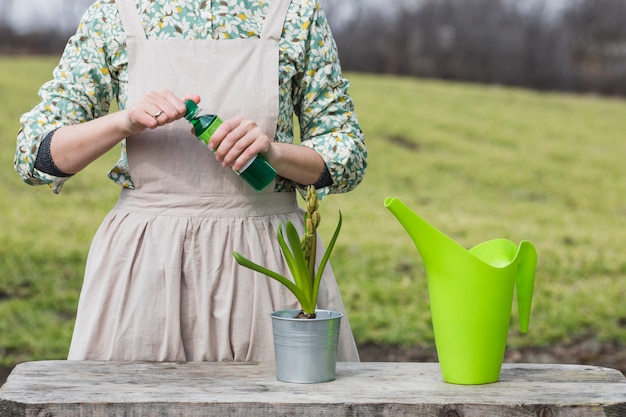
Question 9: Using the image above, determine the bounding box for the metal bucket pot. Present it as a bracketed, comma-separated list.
[270, 309, 343, 383]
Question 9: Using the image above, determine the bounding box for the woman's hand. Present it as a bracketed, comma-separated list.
[208, 117, 272, 172]
[123, 89, 201, 135]
[50, 89, 200, 174]
[208, 116, 326, 186]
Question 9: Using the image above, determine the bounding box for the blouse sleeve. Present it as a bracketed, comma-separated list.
[292, 2, 367, 199]
[14, 2, 122, 194]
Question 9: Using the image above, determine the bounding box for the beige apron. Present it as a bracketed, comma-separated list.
[68, 0, 359, 362]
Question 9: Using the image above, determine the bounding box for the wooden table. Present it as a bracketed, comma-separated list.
[1, 361, 625, 416]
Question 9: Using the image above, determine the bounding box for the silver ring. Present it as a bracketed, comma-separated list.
[153, 110, 164, 119]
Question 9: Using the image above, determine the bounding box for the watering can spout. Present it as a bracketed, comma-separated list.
[383, 197, 463, 268]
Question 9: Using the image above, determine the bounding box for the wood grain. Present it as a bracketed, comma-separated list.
[1, 361, 625, 416]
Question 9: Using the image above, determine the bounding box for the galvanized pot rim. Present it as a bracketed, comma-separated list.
[269, 309, 344, 321]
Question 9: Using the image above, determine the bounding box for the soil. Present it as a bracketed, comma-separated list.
[2, 337, 624, 387]
[358, 337, 626, 377]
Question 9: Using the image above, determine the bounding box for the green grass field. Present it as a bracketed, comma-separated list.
[1, 56, 626, 367]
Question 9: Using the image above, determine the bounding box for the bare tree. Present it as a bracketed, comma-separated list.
[563, 0, 626, 95]
[331, 0, 601, 94]
[3, 0, 625, 95]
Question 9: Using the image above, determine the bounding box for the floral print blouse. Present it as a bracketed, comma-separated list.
[14, 0, 367, 199]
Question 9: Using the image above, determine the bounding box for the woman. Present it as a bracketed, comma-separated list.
[15, 0, 366, 362]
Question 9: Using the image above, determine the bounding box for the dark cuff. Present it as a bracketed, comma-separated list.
[313, 163, 333, 189]
[34, 129, 73, 177]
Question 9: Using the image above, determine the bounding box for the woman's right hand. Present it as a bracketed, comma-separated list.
[50, 90, 200, 175]
[123, 89, 201, 135]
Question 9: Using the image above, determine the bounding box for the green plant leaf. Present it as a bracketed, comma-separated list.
[283, 221, 314, 312]
[276, 222, 305, 292]
[311, 210, 342, 309]
[232, 251, 308, 305]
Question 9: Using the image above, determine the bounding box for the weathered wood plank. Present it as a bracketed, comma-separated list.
[1, 361, 625, 417]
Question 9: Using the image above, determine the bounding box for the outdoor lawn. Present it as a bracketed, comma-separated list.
[1, 56, 625, 372]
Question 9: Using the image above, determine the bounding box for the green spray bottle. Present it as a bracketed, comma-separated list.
[184, 100, 277, 191]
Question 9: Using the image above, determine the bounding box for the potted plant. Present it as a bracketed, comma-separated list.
[232, 185, 343, 383]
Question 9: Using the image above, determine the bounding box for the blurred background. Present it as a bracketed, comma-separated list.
[1, 0, 625, 97]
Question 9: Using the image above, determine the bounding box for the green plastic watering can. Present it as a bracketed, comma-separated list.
[384, 198, 537, 385]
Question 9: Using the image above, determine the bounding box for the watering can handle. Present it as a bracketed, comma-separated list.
[516, 240, 537, 333]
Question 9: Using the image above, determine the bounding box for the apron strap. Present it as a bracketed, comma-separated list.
[261, 0, 292, 41]
[115, 0, 146, 40]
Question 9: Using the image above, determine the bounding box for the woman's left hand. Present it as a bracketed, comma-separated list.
[207, 115, 326, 185]
[208, 116, 272, 172]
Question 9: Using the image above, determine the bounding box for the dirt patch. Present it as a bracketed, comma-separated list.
[359, 337, 626, 377]
[1, 338, 624, 387]
[1, 367, 12, 387]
